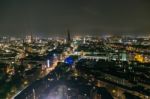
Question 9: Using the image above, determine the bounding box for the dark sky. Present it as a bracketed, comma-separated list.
[0, 0, 150, 36]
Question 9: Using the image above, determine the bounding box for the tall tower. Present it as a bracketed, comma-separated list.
[66, 29, 71, 44]
[83, 37, 86, 44]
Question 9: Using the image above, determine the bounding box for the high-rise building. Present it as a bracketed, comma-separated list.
[26, 35, 33, 43]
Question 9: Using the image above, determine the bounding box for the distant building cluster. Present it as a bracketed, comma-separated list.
[0, 34, 150, 99]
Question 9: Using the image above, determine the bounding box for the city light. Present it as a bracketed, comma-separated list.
[47, 59, 50, 67]
[0, 0, 150, 99]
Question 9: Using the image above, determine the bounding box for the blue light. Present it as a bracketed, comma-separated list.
[64, 57, 74, 65]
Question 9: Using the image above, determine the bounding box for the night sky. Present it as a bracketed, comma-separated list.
[0, 0, 150, 36]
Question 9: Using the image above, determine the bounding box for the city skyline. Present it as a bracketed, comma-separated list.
[1, 1, 150, 99]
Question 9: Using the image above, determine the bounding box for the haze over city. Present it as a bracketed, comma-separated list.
[0, 0, 150, 36]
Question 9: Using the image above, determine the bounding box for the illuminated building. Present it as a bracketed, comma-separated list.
[26, 35, 33, 43]
[64, 57, 74, 65]
[134, 54, 150, 63]
[83, 37, 86, 44]
[134, 54, 144, 63]
[47, 59, 50, 67]
[119, 52, 127, 61]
